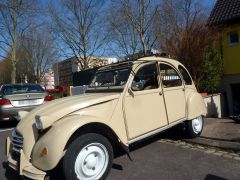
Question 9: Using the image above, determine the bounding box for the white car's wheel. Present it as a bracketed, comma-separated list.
[186, 116, 204, 138]
[63, 133, 113, 180]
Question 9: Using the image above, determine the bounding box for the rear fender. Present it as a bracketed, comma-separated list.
[186, 92, 207, 120]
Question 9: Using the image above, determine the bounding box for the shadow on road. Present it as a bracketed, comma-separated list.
[205, 174, 227, 180]
[2, 162, 21, 180]
[129, 123, 187, 152]
[112, 163, 123, 171]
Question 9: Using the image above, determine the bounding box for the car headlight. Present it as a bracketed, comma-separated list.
[35, 116, 43, 130]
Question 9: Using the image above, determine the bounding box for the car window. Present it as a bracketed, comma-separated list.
[131, 63, 159, 91]
[178, 65, 192, 85]
[160, 64, 182, 88]
[90, 68, 130, 87]
[1, 84, 44, 95]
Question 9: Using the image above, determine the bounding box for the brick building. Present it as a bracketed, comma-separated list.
[53, 56, 117, 87]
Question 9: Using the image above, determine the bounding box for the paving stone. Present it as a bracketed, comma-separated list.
[197, 146, 205, 149]
[174, 143, 182, 146]
[205, 149, 216, 154]
[217, 151, 227, 154]
[213, 152, 223, 156]
[185, 145, 193, 148]
[179, 142, 186, 145]
[233, 157, 240, 161]
[229, 153, 238, 157]
[180, 145, 189, 149]
[223, 154, 234, 159]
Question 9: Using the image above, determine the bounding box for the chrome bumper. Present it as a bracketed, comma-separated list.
[6, 137, 46, 180]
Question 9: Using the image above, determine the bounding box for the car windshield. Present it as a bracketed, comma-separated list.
[89, 62, 132, 89]
[1, 84, 44, 95]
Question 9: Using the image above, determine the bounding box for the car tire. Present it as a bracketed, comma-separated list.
[185, 116, 204, 138]
[63, 133, 113, 180]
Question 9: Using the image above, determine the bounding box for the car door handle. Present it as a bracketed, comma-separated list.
[159, 92, 163, 96]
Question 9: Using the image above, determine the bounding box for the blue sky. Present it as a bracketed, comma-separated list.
[0, 0, 217, 61]
[203, 0, 216, 9]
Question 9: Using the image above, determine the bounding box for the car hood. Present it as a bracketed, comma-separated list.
[17, 93, 120, 131]
[14, 93, 120, 160]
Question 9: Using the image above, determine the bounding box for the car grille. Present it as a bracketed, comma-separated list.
[11, 130, 23, 152]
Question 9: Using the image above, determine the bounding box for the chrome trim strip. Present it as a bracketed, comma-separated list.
[12, 147, 20, 152]
[128, 118, 185, 144]
[12, 143, 23, 148]
[12, 138, 23, 143]
[11, 130, 24, 152]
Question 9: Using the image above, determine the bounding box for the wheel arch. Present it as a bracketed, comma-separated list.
[65, 122, 127, 158]
[31, 116, 128, 171]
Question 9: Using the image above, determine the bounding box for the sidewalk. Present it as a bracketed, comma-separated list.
[185, 118, 240, 151]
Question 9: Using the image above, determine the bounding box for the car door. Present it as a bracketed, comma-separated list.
[159, 63, 186, 124]
[124, 62, 168, 140]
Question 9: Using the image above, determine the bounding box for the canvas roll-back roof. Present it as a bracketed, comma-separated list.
[98, 56, 182, 72]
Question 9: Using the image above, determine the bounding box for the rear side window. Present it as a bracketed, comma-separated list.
[160, 64, 182, 88]
[2, 84, 44, 95]
[178, 65, 192, 85]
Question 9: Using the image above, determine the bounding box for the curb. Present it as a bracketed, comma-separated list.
[183, 137, 240, 152]
[158, 138, 240, 161]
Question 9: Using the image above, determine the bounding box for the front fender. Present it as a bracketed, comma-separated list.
[31, 115, 109, 171]
[187, 92, 207, 120]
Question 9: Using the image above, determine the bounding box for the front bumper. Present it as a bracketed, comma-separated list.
[6, 137, 46, 180]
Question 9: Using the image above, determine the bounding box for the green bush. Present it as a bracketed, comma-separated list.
[198, 48, 223, 93]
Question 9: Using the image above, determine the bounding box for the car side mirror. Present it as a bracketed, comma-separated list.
[128, 88, 134, 97]
[131, 81, 144, 91]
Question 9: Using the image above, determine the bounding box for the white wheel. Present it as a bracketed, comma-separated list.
[74, 143, 109, 180]
[63, 133, 113, 180]
[192, 116, 203, 134]
[186, 116, 204, 138]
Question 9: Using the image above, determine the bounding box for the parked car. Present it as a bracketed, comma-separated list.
[6, 57, 206, 180]
[229, 115, 240, 123]
[0, 84, 53, 121]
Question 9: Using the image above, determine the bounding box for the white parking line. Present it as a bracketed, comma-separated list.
[0, 128, 14, 132]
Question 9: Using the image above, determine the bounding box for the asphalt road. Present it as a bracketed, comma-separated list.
[0, 123, 240, 180]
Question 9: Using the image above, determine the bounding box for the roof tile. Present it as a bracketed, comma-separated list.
[208, 0, 240, 25]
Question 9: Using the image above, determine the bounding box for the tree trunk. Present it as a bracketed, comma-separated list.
[140, 34, 147, 55]
[11, 46, 17, 84]
[11, 63, 16, 84]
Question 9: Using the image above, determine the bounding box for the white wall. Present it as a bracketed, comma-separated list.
[204, 94, 222, 118]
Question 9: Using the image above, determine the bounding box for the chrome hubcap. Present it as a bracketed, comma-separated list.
[192, 116, 203, 134]
[74, 143, 109, 180]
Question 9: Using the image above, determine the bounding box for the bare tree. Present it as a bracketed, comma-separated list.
[17, 28, 58, 83]
[106, 3, 139, 58]
[0, 0, 36, 83]
[50, 0, 107, 70]
[0, 58, 12, 84]
[118, 0, 159, 55]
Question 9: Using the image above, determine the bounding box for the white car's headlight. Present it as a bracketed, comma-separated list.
[35, 116, 43, 130]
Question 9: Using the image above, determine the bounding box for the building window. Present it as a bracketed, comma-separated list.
[229, 32, 239, 45]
